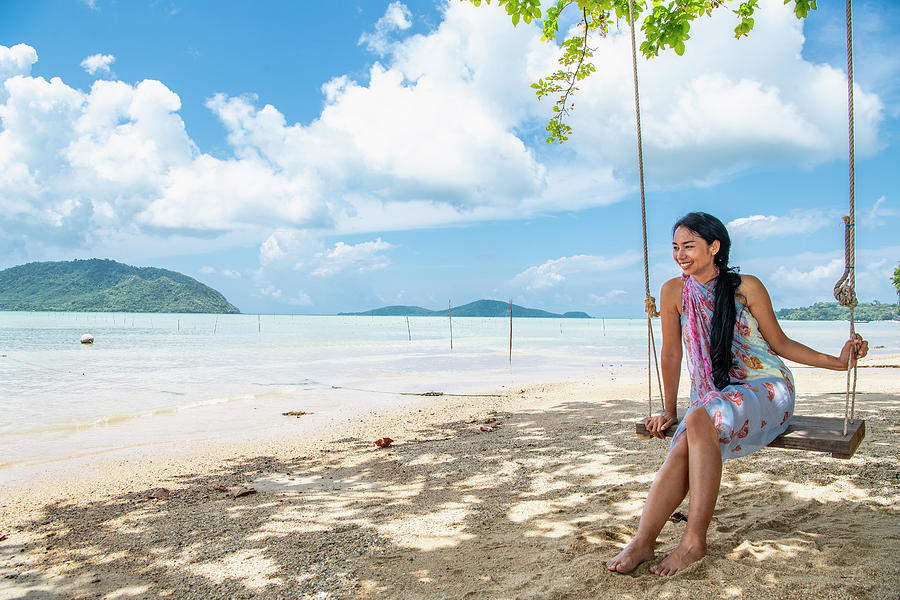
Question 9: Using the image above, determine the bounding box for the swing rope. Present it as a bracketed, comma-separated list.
[834, 0, 858, 437]
[626, 0, 663, 418]
[629, 0, 864, 455]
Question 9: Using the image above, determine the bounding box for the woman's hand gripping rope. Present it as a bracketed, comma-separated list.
[839, 333, 868, 370]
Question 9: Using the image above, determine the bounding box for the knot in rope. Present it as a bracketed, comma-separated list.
[644, 295, 660, 318]
[833, 215, 858, 309]
[833, 282, 858, 309]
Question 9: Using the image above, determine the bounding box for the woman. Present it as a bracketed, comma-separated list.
[606, 212, 868, 576]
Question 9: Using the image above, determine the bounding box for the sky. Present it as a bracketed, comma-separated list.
[1, 0, 898, 316]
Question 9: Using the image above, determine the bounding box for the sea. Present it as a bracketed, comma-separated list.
[1, 311, 897, 484]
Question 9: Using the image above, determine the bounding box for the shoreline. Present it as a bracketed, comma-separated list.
[2, 359, 899, 599]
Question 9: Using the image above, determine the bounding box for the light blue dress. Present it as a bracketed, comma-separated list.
[670, 274, 795, 460]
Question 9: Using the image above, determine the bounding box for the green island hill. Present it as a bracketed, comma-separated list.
[339, 299, 590, 319]
[776, 301, 898, 321]
[0, 259, 240, 313]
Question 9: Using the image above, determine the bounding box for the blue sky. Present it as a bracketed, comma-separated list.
[1, 0, 898, 316]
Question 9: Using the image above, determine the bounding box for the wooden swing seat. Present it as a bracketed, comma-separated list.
[635, 414, 865, 459]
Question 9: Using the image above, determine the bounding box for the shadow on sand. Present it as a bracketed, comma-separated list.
[2, 392, 898, 599]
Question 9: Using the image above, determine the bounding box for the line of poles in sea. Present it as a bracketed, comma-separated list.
[23, 306, 609, 363]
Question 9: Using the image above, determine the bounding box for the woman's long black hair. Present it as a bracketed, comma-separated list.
[673, 212, 741, 390]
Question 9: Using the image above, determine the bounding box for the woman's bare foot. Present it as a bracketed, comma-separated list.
[649, 538, 706, 576]
[606, 540, 655, 574]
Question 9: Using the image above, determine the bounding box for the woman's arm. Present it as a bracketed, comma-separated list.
[741, 275, 868, 370]
[646, 277, 683, 438]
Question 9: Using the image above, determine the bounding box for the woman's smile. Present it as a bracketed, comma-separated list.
[672, 226, 718, 281]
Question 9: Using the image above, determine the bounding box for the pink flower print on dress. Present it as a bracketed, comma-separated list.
[781, 411, 790, 425]
[729, 366, 748, 381]
[713, 410, 723, 429]
[782, 373, 794, 395]
[724, 390, 743, 406]
[676, 271, 795, 461]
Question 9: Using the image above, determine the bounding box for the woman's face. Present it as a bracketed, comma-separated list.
[672, 226, 720, 279]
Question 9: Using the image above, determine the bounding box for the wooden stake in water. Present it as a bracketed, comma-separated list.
[406, 316, 411, 341]
[509, 299, 513, 364]
[448, 300, 453, 351]
[177, 319, 180, 332]
[258, 314, 261, 334]
[603, 317, 606, 336]
[214, 316, 218, 335]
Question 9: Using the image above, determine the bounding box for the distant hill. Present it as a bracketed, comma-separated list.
[776, 301, 898, 321]
[0, 259, 240, 313]
[340, 299, 591, 318]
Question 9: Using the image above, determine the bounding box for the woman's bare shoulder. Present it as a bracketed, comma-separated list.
[660, 277, 683, 312]
[736, 274, 772, 308]
[736, 273, 766, 295]
[661, 276, 684, 294]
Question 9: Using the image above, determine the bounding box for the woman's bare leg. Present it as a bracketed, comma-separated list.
[651, 408, 722, 576]
[606, 435, 689, 573]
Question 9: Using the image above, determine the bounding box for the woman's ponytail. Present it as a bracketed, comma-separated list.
[710, 259, 741, 390]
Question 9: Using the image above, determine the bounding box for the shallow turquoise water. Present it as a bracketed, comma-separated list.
[0, 312, 896, 478]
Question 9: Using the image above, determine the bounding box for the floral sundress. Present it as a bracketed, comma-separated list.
[670, 273, 795, 459]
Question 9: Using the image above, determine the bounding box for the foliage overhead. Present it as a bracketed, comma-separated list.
[0, 259, 240, 313]
[893, 263, 900, 298]
[775, 301, 898, 322]
[467, 0, 818, 142]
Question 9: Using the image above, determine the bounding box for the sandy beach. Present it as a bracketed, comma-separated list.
[1, 357, 898, 600]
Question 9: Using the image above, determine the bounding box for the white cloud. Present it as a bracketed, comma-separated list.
[141, 153, 330, 231]
[80, 53, 115, 76]
[288, 290, 313, 306]
[0, 0, 889, 261]
[773, 258, 845, 288]
[513, 253, 641, 291]
[199, 266, 240, 278]
[259, 285, 282, 299]
[863, 196, 900, 228]
[563, 0, 883, 183]
[0, 43, 37, 87]
[257, 229, 321, 266]
[742, 245, 900, 306]
[312, 238, 393, 277]
[590, 289, 628, 304]
[727, 210, 834, 240]
[259, 234, 286, 264]
[359, 2, 413, 55]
